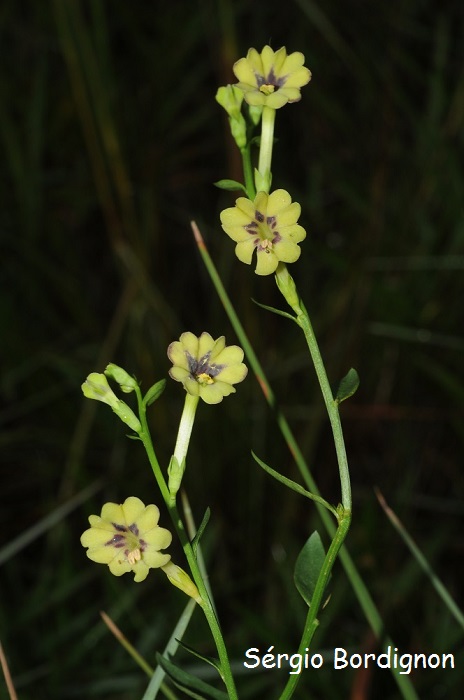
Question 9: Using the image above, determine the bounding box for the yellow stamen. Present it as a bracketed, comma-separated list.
[127, 548, 141, 565]
[259, 84, 275, 95]
[196, 372, 214, 385]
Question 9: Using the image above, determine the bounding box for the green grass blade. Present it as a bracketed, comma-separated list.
[377, 489, 464, 630]
[0, 480, 103, 566]
[141, 599, 197, 700]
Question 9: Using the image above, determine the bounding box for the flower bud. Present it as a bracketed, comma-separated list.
[105, 363, 138, 393]
[161, 562, 203, 605]
[82, 373, 120, 408]
[216, 85, 247, 150]
[82, 372, 141, 433]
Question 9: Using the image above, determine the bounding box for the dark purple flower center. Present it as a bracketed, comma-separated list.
[106, 522, 144, 553]
[186, 350, 224, 383]
[256, 68, 286, 91]
[244, 211, 282, 252]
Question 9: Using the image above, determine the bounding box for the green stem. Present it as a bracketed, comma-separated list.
[135, 385, 170, 503]
[256, 105, 276, 193]
[279, 515, 351, 699]
[193, 224, 418, 699]
[135, 386, 238, 699]
[275, 265, 352, 512]
[241, 145, 256, 200]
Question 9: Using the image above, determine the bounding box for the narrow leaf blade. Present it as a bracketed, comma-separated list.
[176, 639, 222, 674]
[251, 452, 338, 517]
[156, 653, 228, 700]
[143, 379, 166, 407]
[213, 179, 247, 193]
[251, 298, 297, 323]
[191, 507, 211, 557]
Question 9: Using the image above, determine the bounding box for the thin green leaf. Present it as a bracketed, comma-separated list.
[251, 298, 297, 323]
[143, 379, 166, 407]
[213, 179, 247, 193]
[155, 654, 228, 700]
[335, 368, 360, 404]
[294, 531, 327, 607]
[191, 507, 211, 557]
[251, 451, 338, 518]
[176, 639, 222, 675]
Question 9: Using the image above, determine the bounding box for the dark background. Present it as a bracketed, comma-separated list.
[1, 1, 463, 698]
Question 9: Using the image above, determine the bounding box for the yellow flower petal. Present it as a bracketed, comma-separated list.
[101, 502, 124, 523]
[274, 238, 302, 263]
[167, 341, 190, 370]
[178, 331, 199, 357]
[209, 336, 227, 360]
[80, 527, 113, 549]
[108, 557, 132, 577]
[143, 527, 173, 550]
[133, 504, 161, 532]
[283, 67, 312, 89]
[122, 496, 145, 524]
[267, 189, 292, 214]
[241, 90, 266, 107]
[280, 52, 306, 75]
[274, 202, 301, 226]
[235, 239, 256, 265]
[87, 514, 114, 531]
[270, 46, 288, 75]
[216, 364, 248, 384]
[170, 366, 190, 382]
[261, 45, 277, 77]
[197, 332, 215, 358]
[233, 58, 257, 87]
[255, 249, 279, 276]
[132, 560, 150, 582]
[143, 550, 171, 569]
[86, 545, 117, 565]
[283, 223, 307, 243]
[214, 345, 244, 366]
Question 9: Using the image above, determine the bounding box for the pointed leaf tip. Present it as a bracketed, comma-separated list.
[335, 368, 360, 404]
[213, 179, 247, 193]
[294, 531, 326, 607]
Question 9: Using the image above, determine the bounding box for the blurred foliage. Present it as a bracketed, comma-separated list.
[1, 0, 463, 698]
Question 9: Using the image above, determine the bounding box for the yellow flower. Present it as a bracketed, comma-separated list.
[233, 46, 311, 109]
[167, 332, 247, 404]
[220, 189, 306, 275]
[80, 497, 172, 583]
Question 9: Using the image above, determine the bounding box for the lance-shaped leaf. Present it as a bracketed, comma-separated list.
[335, 368, 360, 404]
[251, 452, 338, 517]
[143, 379, 166, 407]
[191, 507, 211, 557]
[177, 640, 222, 675]
[214, 179, 247, 194]
[294, 531, 327, 607]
